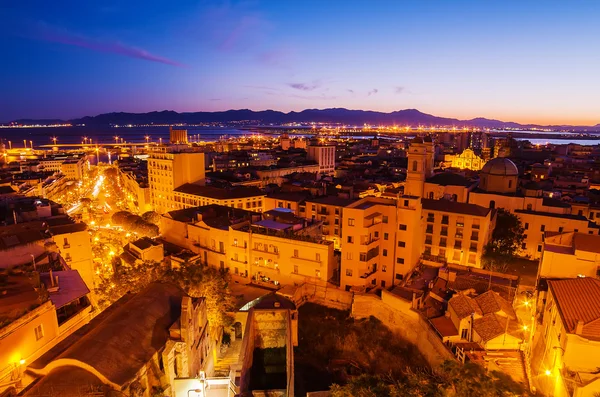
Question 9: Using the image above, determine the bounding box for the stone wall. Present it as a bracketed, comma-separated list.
[290, 281, 353, 311]
[253, 311, 289, 349]
[352, 292, 454, 367]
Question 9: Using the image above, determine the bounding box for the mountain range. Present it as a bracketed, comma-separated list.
[10, 109, 600, 131]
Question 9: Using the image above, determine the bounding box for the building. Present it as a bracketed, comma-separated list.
[304, 195, 358, 249]
[0, 270, 92, 395]
[404, 137, 435, 197]
[117, 158, 152, 213]
[173, 184, 265, 212]
[60, 157, 86, 180]
[170, 127, 188, 144]
[23, 283, 214, 397]
[120, 237, 164, 266]
[148, 149, 206, 213]
[307, 139, 336, 175]
[421, 199, 495, 268]
[447, 148, 487, 171]
[537, 278, 600, 397]
[160, 205, 335, 287]
[539, 232, 600, 280]
[255, 164, 320, 187]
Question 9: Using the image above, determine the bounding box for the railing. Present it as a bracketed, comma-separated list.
[361, 237, 380, 246]
[470, 234, 479, 241]
[421, 253, 446, 264]
[360, 265, 377, 278]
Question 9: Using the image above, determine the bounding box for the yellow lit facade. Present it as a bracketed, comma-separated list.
[447, 148, 487, 171]
[148, 151, 206, 214]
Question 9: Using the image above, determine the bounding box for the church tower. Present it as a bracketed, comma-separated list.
[405, 136, 434, 197]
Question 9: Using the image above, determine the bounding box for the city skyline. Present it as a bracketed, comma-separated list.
[2, 1, 600, 124]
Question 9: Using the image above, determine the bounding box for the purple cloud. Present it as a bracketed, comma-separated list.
[395, 86, 405, 94]
[32, 22, 185, 67]
[368, 88, 379, 96]
[289, 81, 321, 91]
[347, 89, 355, 94]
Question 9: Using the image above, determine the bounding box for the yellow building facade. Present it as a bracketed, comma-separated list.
[448, 148, 487, 171]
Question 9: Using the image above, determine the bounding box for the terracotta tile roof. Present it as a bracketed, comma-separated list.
[448, 294, 482, 319]
[473, 313, 508, 342]
[548, 278, 600, 338]
[473, 291, 516, 319]
[430, 316, 458, 337]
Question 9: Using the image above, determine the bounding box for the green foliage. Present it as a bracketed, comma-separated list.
[330, 361, 527, 397]
[95, 260, 235, 330]
[483, 209, 525, 271]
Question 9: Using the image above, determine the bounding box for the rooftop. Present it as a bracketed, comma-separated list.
[426, 172, 474, 187]
[0, 273, 44, 327]
[305, 195, 359, 207]
[165, 204, 258, 230]
[174, 183, 264, 199]
[514, 209, 588, 221]
[422, 198, 491, 217]
[548, 278, 600, 339]
[40, 270, 89, 309]
[130, 237, 162, 251]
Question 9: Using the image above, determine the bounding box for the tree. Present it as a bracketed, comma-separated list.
[482, 209, 525, 272]
[142, 211, 161, 225]
[95, 260, 235, 330]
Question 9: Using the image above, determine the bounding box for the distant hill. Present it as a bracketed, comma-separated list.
[7, 109, 600, 131]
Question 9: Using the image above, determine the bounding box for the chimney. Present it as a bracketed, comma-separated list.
[576, 320, 584, 335]
[49, 269, 54, 287]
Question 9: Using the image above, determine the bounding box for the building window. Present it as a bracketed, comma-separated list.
[537, 245, 542, 252]
[382, 216, 388, 224]
[558, 227, 563, 233]
[403, 200, 409, 207]
[360, 253, 367, 261]
[399, 224, 407, 231]
[398, 241, 406, 248]
[384, 233, 389, 240]
[346, 252, 353, 260]
[395, 273, 403, 280]
[316, 253, 321, 262]
[34, 325, 44, 341]
[382, 249, 388, 257]
[441, 215, 449, 225]
[334, 218, 339, 225]
[348, 218, 355, 226]
[412, 160, 418, 171]
[382, 265, 387, 272]
[293, 265, 299, 274]
[347, 236, 354, 243]
[293, 249, 299, 257]
[527, 203, 532, 210]
[461, 329, 469, 339]
[489, 200, 495, 209]
[524, 222, 529, 230]
[541, 225, 545, 232]
[346, 269, 353, 277]
[396, 258, 404, 264]
[315, 270, 321, 279]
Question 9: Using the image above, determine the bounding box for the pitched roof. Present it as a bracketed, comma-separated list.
[174, 183, 264, 199]
[430, 316, 458, 337]
[422, 199, 490, 217]
[473, 313, 513, 342]
[548, 278, 600, 338]
[473, 291, 516, 319]
[448, 294, 482, 319]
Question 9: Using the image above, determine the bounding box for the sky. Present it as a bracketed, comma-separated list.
[1, 0, 599, 125]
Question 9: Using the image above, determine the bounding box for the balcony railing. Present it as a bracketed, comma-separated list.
[361, 237, 380, 246]
[470, 234, 479, 241]
[421, 253, 446, 265]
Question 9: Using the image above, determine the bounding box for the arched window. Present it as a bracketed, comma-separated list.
[489, 200, 496, 209]
[412, 160, 418, 172]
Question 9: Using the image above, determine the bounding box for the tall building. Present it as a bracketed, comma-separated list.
[404, 136, 435, 197]
[148, 149, 205, 213]
[169, 127, 188, 144]
[307, 139, 336, 174]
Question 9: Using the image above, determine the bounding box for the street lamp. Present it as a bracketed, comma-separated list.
[145, 135, 150, 143]
[114, 136, 120, 144]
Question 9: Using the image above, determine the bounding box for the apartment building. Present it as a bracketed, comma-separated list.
[539, 232, 600, 280]
[421, 199, 495, 268]
[60, 157, 86, 180]
[173, 184, 265, 212]
[307, 139, 336, 175]
[537, 278, 600, 397]
[160, 205, 335, 287]
[304, 196, 358, 249]
[117, 159, 152, 213]
[0, 270, 92, 395]
[148, 149, 206, 213]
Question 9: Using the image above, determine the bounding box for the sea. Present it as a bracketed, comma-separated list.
[1, 126, 599, 148]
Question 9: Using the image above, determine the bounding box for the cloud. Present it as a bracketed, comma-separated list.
[288, 81, 321, 91]
[347, 89, 355, 94]
[209, 98, 222, 101]
[31, 22, 185, 67]
[258, 48, 295, 69]
[395, 86, 405, 94]
[289, 94, 337, 100]
[368, 88, 379, 96]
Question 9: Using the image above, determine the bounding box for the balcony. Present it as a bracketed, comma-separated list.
[319, 209, 330, 215]
[361, 237, 380, 246]
[469, 246, 478, 253]
[360, 264, 377, 279]
[426, 227, 434, 234]
[440, 230, 448, 236]
[421, 253, 446, 266]
[455, 233, 463, 239]
[441, 218, 449, 225]
[322, 220, 330, 225]
[456, 222, 465, 228]
[470, 234, 479, 241]
[230, 258, 248, 264]
[425, 239, 433, 245]
[252, 248, 280, 258]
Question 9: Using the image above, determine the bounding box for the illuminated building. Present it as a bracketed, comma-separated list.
[148, 149, 206, 214]
[59, 157, 86, 180]
[539, 232, 600, 280]
[307, 138, 336, 175]
[173, 184, 265, 212]
[160, 205, 335, 287]
[404, 137, 435, 197]
[169, 126, 188, 144]
[447, 148, 487, 171]
[537, 278, 600, 397]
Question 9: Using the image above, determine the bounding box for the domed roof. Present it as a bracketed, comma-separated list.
[481, 157, 518, 176]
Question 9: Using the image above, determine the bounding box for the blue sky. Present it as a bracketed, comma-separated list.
[1, 0, 599, 124]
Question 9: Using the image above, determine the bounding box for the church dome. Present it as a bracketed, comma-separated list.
[481, 157, 518, 176]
